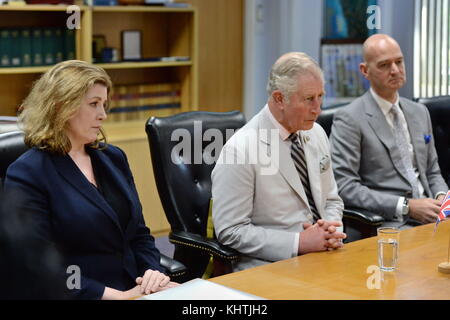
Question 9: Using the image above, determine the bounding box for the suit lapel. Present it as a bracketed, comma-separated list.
[258, 109, 309, 208]
[400, 99, 430, 196]
[364, 92, 410, 183]
[51, 149, 135, 235]
[90, 148, 139, 236]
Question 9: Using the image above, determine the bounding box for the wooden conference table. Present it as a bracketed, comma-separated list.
[209, 221, 450, 299]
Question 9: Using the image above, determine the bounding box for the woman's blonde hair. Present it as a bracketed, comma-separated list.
[19, 60, 112, 154]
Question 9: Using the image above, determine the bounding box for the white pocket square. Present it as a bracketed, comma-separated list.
[320, 155, 330, 173]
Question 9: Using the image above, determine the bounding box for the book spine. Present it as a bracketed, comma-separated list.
[106, 86, 116, 123]
[21, 28, 32, 67]
[0, 29, 11, 67]
[10, 29, 21, 67]
[43, 28, 55, 65]
[31, 28, 43, 66]
[54, 28, 64, 63]
[64, 29, 76, 60]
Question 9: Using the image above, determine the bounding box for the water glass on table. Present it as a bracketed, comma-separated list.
[377, 227, 400, 272]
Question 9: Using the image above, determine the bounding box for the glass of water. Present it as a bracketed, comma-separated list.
[377, 227, 400, 272]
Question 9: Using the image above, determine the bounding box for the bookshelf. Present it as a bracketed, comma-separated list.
[0, 4, 198, 234]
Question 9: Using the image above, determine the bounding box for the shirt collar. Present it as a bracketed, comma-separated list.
[370, 87, 400, 116]
[265, 104, 292, 141]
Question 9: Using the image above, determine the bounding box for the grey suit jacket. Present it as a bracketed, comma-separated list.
[329, 91, 448, 220]
[211, 106, 343, 271]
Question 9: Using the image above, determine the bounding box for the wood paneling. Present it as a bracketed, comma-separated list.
[177, 0, 243, 112]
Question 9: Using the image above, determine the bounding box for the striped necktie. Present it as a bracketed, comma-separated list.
[289, 133, 321, 221]
[390, 104, 420, 198]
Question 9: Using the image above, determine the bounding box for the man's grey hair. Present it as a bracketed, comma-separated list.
[266, 52, 324, 101]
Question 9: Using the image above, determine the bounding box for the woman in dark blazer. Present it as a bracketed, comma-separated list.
[4, 60, 177, 299]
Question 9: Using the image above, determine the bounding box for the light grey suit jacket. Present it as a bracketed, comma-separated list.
[211, 106, 343, 271]
[329, 91, 448, 220]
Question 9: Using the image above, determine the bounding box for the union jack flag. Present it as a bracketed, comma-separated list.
[436, 190, 450, 227]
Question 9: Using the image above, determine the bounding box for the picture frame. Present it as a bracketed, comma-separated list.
[121, 30, 142, 61]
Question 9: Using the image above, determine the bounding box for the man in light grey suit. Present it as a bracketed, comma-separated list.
[330, 34, 448, 227]
[211, 52, 346, 272]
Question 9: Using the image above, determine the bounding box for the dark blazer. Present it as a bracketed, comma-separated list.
[4, 144, 163, 299]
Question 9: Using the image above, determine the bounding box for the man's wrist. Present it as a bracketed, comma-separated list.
[402, 197, 410, 217]
[293, 232, 300, 257]
[435, 192, 447, 200]
[395, 197, 405, 218]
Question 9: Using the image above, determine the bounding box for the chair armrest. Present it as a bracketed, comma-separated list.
[160, 253, 187, 278]
[169, 230, 240, 261]
[343, 208, 384, 226]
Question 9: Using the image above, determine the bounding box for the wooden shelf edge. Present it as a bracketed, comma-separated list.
[92, 5, 194, 13]
[0, 60, 192, 74]
[0, 66, 50, 74]
[95, 60, 192, 69]
[0, 4, 88, 11]
[0, 4, 193, 12]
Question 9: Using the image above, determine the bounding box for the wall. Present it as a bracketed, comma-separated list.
[379, 0, 415, 99]
[243, 0, 416, 119]
[243, 0, 277, 120]
[180, 0, 244, 113]
[243, 0, 323, 120]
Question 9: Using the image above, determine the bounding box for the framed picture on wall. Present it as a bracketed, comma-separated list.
[121, 30, 142, 61]
[320, 39, 370, 103]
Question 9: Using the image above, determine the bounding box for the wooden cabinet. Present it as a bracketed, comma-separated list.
[0, 4, 198, 234]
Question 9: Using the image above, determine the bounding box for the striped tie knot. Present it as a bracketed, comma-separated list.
[289, 132, 299, 143]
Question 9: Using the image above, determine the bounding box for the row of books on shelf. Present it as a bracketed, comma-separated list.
[0, 27, 75, 68]
[321, 44, 370, 98]
[106, 82, 181, 122]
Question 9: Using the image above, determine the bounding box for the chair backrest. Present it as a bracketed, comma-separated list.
[417, 96, 450, 186]
[0, 131, 28, 186]
[316, 103, 348, 136]
[0, 116, 20, 134]
[146, 111, 246, 236]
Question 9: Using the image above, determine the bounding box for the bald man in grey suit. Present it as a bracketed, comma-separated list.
[330, 34, 448, 228]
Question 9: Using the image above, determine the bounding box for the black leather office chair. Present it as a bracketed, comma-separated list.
[317, 105, 384, 242]
[146, 111, 245, 282]
[417, 96, 450, 187]
[0, 130, 186, 280]
[316, 103, 348, 136]
[0, 116, 19, 134]
[0, 131, 28, 187]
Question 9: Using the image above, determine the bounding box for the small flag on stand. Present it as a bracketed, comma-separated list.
[436, 190, 450, 229]
[436, 190, 450, 273]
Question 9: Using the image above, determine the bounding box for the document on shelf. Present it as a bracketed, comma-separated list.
[137, 278, 265, 300]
